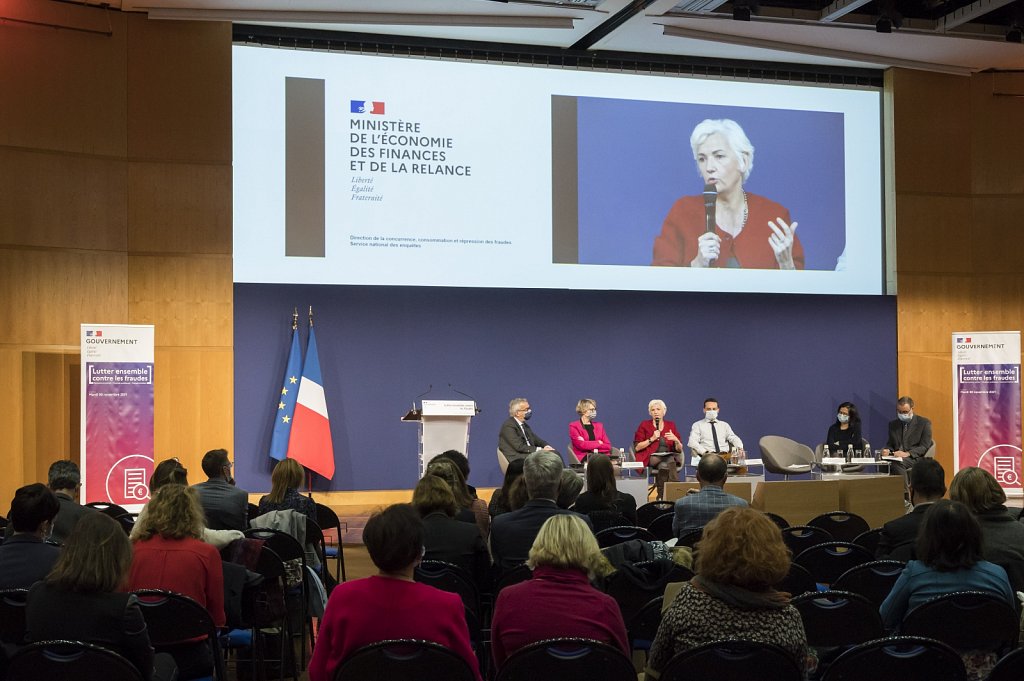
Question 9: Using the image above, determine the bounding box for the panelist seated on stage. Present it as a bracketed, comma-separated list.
[687, 397, 743, 457]
[634, 399, 684, 500]
[672, 454, 748, 539]
[569, 398, 613, 462]
[876, 459, 946, 561]
[498, 397, 556, 463]
[881, 396, 933, 466]
[824, 401, 866, 453]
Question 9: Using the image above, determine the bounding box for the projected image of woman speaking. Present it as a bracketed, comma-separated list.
[651, 119, 804, 270]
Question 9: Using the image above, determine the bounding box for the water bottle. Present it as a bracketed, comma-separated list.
[846, 443, 854, 464]
[823, 443, 830, 460]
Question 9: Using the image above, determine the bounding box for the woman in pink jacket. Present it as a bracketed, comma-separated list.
[569, 398, 613, 462]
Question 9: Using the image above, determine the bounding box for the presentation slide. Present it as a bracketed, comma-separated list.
[233, 46, 884, 295]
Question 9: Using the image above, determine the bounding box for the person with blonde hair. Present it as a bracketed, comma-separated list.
[949, 466, 1024, 595]
[490, 513, 627, 669]
[569, 398, 613, 461]
[646, 506, 810, 679]
[128, 484, 225, 679]
[259, 457, 317, 520]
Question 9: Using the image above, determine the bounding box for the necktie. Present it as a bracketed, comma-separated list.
[520, 423, 532, 447]
[901, 421, 908, 448]
[711, 422, 721, 453]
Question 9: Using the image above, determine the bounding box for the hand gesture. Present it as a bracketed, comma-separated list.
[768, 217, 798, 270]
[693, 232, 721, 267]
[664, 431, 678, 442]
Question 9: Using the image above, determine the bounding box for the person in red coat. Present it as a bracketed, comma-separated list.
[634, 399, 684, 499]
[491, 513, 628, 669]
[308, 503, 481, 681]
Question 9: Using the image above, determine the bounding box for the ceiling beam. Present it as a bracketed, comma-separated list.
[819, 0, 872, 23]
[140, 8, 577, 28]
[935, 0, 1017, 32]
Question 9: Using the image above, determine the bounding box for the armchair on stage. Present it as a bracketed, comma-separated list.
[402, 399, 478, 477]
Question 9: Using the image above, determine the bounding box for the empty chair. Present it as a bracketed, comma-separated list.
[676, 527, 703, 549]
[6, 640, 144, 681]
[832, 560, 905, 607]
[494, 638, 636, 681]
[758, 436, 814, 479]
[851, 528, 883, 556]
[636, 502, 675, 529]
[132, 589, 225, 681]
[775, 562, 817, 597]
[795, 542, 874, 586]
[0, 588, 28, 646]
[900, 591, 1019, 656]
[808, 512, 870, 543]
[594, 525, 656, 549]
[314, 503, 347, 583]
[414, 560, 481, 618]
[791, 590, 883, 649]
[820, 636, 966, 681]
[658, 640, 803, 681]
[333, 639, 477, 681]
[781, 525, 834, 557]
[763, 512, 790, 530]
[986, 647, 1024, 681]
[647, 513, 676, 542]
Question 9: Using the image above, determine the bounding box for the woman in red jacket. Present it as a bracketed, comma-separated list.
[634, 399, 684, 499]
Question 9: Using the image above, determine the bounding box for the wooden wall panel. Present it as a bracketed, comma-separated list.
[0, 249, 128, 346]
[893, 352, 953, 475]
[970, 73, 1024, 195]
[127, 255, 233, 347]
[893, 194, 972, 275]
[0, 1, 127, 156]
[2, 350, 28, 507]
[973, 197, 1024, 274]
[152, 348, 234, 478]
[127, 162, 231, 254]
[126, 16, 232, 163]
[890, 70, 972, 196]
[0, 148, 127, 250]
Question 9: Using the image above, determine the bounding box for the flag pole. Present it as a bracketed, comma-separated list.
[306, 306, 314, 500]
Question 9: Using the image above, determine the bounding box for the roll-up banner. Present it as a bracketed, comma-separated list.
[80, 324, 155, 511]
[953, 331, 1022, 496]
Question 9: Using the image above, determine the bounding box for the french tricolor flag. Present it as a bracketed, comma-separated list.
[288, 327, 335, 479]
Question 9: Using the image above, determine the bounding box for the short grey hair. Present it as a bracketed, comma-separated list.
[897, 396, 915, 408]
[509, 397, 529, 418]
[648, 399, 667, 413]
[524, 450, 563, 500]
[690, 118, 755, 182]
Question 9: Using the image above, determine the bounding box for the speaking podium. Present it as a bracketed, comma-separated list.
[403, 399, 477, 477]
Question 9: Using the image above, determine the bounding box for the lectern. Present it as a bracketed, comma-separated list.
[402, 399, 477, 477]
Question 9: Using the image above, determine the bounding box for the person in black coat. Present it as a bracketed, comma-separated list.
[0, 483, 61, 589]
[571, 454, 637, 530]
[876, 459, 946, 560]
[412, 475, 491, 590]
[824, 401, 865, 454]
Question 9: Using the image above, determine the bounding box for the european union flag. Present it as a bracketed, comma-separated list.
[269, 325, 303, 461]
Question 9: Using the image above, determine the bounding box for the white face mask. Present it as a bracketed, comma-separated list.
[897, 411, 913, 422]
[837, 414, 850, 424]
[587, 410, 597, 420]
[704, 410, 719, 421]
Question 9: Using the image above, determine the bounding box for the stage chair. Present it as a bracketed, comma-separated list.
[795, 542, 874, 586]
[6, 640, 144, 681]
[820, 636, 966, 681]
[334, 639, 477, 681]
[807, 512, 870, 543]
[657, 639, 803, 681]
[758, 436, 814, 480]
[832, 560, 905, 607]
[497, 448, 509, 475]
[494, 637, 636, 681]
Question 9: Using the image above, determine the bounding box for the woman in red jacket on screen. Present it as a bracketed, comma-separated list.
[652, 118, 804, 271]
[308, 503, 481, 681]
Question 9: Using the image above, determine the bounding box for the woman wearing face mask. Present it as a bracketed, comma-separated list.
[825, 402, 864, 453]
[569, 398, 613, 462]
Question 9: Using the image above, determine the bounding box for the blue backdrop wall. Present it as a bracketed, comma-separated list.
[234, 284, 897, 492]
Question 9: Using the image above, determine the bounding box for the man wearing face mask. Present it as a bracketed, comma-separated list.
[687, 397, 744, 458]
[0, 483, 61, 589]
[499, 397, 556, 464]
[882, 396, 933, 482]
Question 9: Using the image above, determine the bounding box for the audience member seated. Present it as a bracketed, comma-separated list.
[45, 460, 96, 543]
[880, 499, 1013, 628]
[646, 507, 811, 680]
[308, 504, 481, 681]
[131, 458, 242, 549]
[672, 454, 747, 539]
[412, 475, 491, 589]
[426, 458, 489, 540]
[488, 458, 525, 518]
[948, 467, 1024, 596]
[556, 469, 584, 510]
[490, 451, 592, 573]
[876, 459, 946, 560]
[0, 483, 61, 589]
[569, 398, 613, 462]
[259, 457, 316, 520]
[571, 454, 637, 529]
[26, 513, 177, 681]
[431, 450, 478, 499]
[491, 514, 627, 669]
[128, 484, 226, 679]
[192, 448, 249, 532]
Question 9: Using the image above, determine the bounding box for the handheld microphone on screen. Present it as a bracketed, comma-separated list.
[703, 183, 717, 233]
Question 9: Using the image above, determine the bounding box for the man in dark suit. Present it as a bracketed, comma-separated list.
[489, 450, 591, 572]
[47, 459, 96, 543]
[0, 483, 61, 588]
[192, 448, 249, 531]
[875, 458, 946, 560]
[882, 395, 934, 492]
[498, 397, 556, 463]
